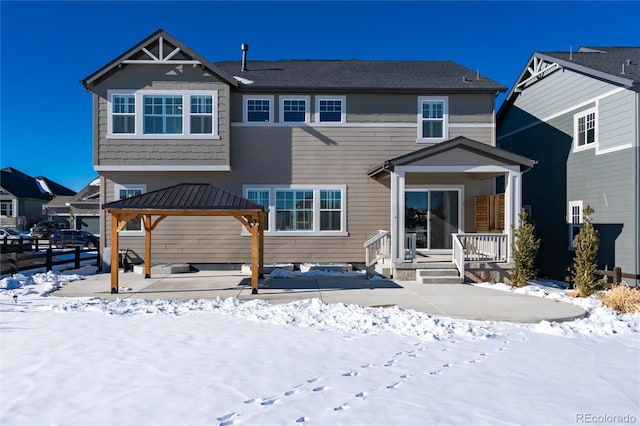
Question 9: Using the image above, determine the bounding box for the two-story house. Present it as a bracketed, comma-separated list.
[0, 167, 76, 231]
[498, 47, 639, 285]
[82, 29, 534, 282]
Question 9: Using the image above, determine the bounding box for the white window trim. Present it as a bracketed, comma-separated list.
[0, 200, 15, 217]
[243, 95, 275, 124]
[567, 200, 583, 250]
[242, 184, 348, 236]
[417, 96, 449, 143]
[107, 89, 219, 139]
[113, 184, 147, 236]
[315, 96, 346, 123]
[279, 95, 311, 124]
[573, 107, 598, 152]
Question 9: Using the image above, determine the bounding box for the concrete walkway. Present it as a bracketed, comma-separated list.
[53, 269, 587, 323]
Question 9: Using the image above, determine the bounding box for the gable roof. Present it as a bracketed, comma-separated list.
[81, 29, 505, 94]
[500, 46, 640, 117]
[0, 167, 75, 200]
[81, 29, 239, 89]
[368, 137, 536, 178]
[102, 183, 265, 211]
[215, 60, 506, 93]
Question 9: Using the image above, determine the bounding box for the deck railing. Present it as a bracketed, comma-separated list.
[452, 234, 465, 277]
[453, 233, 508, 277]
[364, 230, 391, 267]
[404, 233, 417, 262]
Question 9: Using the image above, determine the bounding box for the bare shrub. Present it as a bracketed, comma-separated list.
[600, 283, 640, 314]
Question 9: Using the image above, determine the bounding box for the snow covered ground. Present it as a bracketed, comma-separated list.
[1, 268, 638, 426]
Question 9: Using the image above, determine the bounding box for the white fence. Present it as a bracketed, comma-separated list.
[364, 230, 391, 267]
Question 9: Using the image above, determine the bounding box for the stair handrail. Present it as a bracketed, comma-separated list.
[364, 230, 390, 267]
[452, 233, 465, 278]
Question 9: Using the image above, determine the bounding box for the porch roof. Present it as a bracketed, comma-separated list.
[367, 137, 536, 178]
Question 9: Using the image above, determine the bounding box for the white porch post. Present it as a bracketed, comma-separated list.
[390, 169, 405, 264]
[505, 169, 522, 263]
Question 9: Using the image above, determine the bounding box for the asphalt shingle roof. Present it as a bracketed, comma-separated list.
[0, 167, 75, 199]
[215, 60, 506, 92]
[102, 183, 265, 211]
[539, 47, 640, 85]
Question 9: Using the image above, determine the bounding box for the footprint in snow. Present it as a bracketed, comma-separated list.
[386, 382, 401, 389]
[355, 391, 367, 398]
[361, 363, 375, 368]
[217, 412, 238, 422]
[334, 403, 350, 411]
[400, 374, 410, 380]
[442, 363, 453, 368]
[295, 416, 309, 423]
[342, 371, 360, 377]
[284, 386, 303, 396]
[261, 398, 278, 406]
[312, 386, 326, 392]
[244, 397, 261, 404]
[307, 377, 320, 383]
[429, 370, 442, 376]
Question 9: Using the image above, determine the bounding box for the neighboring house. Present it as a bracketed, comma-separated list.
[46, 177, 101, 235]
[0, 167, 76, 231]
[81, 29, 534, 280]
[498, 47, 639, 284]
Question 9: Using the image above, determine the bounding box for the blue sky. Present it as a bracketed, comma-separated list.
[1, 1, 638, 192]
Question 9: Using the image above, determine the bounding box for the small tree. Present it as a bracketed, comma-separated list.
[572, 205, 604, 297]
[511, 210, 541, 287]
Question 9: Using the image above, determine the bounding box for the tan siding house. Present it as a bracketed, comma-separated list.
[82, 29, 534, 278]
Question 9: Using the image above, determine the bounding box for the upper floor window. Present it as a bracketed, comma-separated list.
[244, 96, 274, 123]
[418, 96, 448, 142]
[574, 108, 597, 151]
[316, 96, 346, 123]
[112, 95, 135, 134]
[143, 95, 183, 134]
[107, 90, 218, 139]
[280, 96, 310, 123]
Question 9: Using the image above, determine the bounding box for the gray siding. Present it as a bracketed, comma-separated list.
[498, 67, 639, 280]
[102, 122, 497, 264]
[567, 148, 638, 275]
[93, 64, 231, 167]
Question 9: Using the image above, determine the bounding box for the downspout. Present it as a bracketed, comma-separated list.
[636, 91, 639, 282]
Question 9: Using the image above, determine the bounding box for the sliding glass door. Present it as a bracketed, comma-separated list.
[405, 189, 459, 250]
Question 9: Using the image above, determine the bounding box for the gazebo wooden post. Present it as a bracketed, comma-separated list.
[258, 211, 265, 279]
[143, 215, 152, 278]
[250, 217, 260, 294]
[110, 214, 119, 294]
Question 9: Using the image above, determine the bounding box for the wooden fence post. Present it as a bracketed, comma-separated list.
[45, 248, 53, 272]
[613, 267, 622, 285]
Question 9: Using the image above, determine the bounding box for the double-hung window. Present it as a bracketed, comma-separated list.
[280, 96, 309, 123]
[574, 108, 597, 151]
[244, 186, 347, 235]
[1, 201, 14, 217]
[244, 96, 274, 123]
[107, 90, 218, 138]
[567, 200, 583, 249]
[418, 96, 448, 141]
[115, 184, 146, 233]
[316, 96, 345, 123]
[112, 94, 136, 134]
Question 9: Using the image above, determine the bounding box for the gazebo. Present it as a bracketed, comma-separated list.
[102, 183, 266, 294]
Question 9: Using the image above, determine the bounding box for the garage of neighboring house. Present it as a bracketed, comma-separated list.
[102, 183, 266, 294]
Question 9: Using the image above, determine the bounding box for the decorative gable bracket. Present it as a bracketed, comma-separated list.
[121, 36, 201, 65]
[516, 56, 559, 90]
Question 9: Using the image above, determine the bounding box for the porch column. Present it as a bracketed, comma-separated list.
[390, 169, 405, 264]
[504, 169, 522, 263]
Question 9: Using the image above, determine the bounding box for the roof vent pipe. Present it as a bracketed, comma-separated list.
[241, 43, 249, 71]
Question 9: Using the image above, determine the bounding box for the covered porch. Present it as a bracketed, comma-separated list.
[366, 137, 536, 280]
